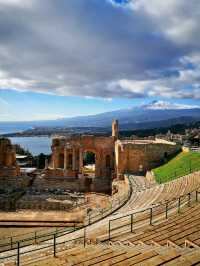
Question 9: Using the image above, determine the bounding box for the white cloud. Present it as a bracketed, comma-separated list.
[30, 113, 66, 121]
[142, 100, 199, 110]
[0, 0, 199, 100]
[0, 0, 32, 8]
[128, 0, 200, 45]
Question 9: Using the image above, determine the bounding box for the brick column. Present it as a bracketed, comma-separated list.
[52, 148, 59, 169]
[72, 147, 76, 171]
[64, 147, 68, 170]
[79, 148, 83, 173]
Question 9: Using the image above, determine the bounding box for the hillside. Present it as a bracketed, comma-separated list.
[153, 151, 200, 183]
[1, 101, 200, 134]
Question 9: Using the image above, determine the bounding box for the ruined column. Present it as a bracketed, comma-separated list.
[72, 147, 76, 171]
[0, 138, 20, 177]
[112, 119, 119, 140]
[45, 158, 49, 169]
[64, 147, 68, 170]
[95, 152, 101, 177]
[52, 150, 59, 169]
[79, 147, 83, 173]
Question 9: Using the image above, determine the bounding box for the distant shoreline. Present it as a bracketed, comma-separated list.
[2, 133, 51, 138]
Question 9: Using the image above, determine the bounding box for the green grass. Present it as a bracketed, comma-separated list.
[153, 151, 200, 184]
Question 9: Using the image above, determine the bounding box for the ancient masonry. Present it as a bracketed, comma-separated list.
[48, 120, 180, 182]
[0, 138, 20, 177]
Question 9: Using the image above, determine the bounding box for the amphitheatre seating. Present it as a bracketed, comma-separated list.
[11, 242, 200, 266]
[93, 172, 200, 242]
[121, 172, 200, 214]
[2, 173, 200, 265]
[110, 200, 200, 250]
[130, 175, 153, 191]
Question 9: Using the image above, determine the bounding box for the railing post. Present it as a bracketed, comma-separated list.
[17, 242, 20, 266]
[188, 193, 191, 207]
[150, 208, 153, 225]
[53, 233, 56, 257]
[10, 236, 13, 249]
[196, 191, 198, 202]
[108, 220, 111, 241]
[88, 214, 91, 225]
[165, 202, 168, 219]
[83, 227, 86, 247]
[178, 197, 181, 213]
[131, 214, 134, 233]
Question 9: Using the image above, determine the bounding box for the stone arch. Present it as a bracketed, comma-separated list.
[83, 150, 96, 177]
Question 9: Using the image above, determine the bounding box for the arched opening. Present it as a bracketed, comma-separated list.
[164, 152, 168, 162]
[68, 153, 73, 169]
[59, 153, 64, 169]
[83, 151, 95, 177]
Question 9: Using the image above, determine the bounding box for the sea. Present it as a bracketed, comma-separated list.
[10, 137, 52, 156]
[0, 125, 52, 156]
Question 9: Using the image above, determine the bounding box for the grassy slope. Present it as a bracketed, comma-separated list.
[153, 151, 200, 184]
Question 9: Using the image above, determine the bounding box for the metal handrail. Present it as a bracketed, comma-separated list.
[107, 185, 200, 241]
[0, 175, 132, 253]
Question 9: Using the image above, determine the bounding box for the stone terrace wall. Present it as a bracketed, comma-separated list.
[33, 174, 112, 194]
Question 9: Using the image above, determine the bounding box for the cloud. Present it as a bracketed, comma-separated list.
[129, 0, 200, 45]
[142, 100, 200, 110]
[0, 0, 199, 99]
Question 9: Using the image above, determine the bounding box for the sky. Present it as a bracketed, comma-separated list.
[0, 0, 200, 121]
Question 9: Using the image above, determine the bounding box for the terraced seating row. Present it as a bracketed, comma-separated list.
[10, 242, 200, 266]
[130, 175, 153, 191]
[111, 201, 200, 250]
[122, 172, 200, 214]
[2, 173, 200, 265]
[94, 173, 200, 242]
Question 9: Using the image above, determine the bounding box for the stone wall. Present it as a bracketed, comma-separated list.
[46, 121, 180, 191]
[0, 176, 32, 189]
[50, 135, 115, 178]
[33, 174, 112, 194]
[115, 139, 180, 176]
